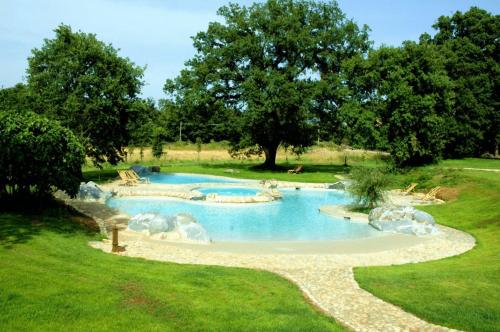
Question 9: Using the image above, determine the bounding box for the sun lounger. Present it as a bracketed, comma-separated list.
[117, 170, 135, 186]
[403, 183, 418, 195]
[126, 169, 150, 184]
[288, 165, 304, 174]
[423, 186, 441, 200]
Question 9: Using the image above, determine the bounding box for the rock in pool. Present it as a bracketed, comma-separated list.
[127, 213, 211, 244]
[77, 181, 112, 202]
[368, 206, 438, 236]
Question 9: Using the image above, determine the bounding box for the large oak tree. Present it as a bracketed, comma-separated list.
[164, 0, 370, 168]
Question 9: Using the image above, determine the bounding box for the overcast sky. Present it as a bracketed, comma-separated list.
[1, 0, 498, 100]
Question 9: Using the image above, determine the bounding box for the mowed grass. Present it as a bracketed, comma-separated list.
[355, 170, 500, 332]
[0, 208, 344, 331]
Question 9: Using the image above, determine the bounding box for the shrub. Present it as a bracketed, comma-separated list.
[348, 168, 390, 209]
[0, 111, 85, 198]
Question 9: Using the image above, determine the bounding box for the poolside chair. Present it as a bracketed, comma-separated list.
[402, 183, 418, 195]
[423, 186, 441, 200]
[288, 165, 304, 174]
[126, 169, 150, 184]
[117, 170, 135, 186]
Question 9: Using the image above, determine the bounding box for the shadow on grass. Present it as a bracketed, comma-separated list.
[197, 162, 352, 174]
[0, 199, 99, 250]
[83, 169, 119, 183]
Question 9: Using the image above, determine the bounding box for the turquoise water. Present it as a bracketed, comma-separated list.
[198, 187, 260, 196]
[107, 188, 379, 241]
[147, 173, 241, 184]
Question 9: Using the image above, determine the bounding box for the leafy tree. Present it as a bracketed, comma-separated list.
[0, 84, 33, 113]
[431, 7, 500, 157]
[349, 42, 454, 167]
[164, 0, 370, 168]
[0, 111, 85, 198]
[27, 24, 144, 165]
[151, 127, 166, 159]
[195, 137, 203, 161]
[348, 167, 389, 209]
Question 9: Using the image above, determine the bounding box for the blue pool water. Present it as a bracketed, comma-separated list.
[107, 187, 379, 241]
[198, 187, 260, 196]
[147, 173, 241, 184]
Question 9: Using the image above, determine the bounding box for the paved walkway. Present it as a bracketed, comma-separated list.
[89, 224, 473, 332]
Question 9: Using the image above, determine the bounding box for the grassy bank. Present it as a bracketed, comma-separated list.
[355, 171, 500, 332]
[0, 207, 344, 331]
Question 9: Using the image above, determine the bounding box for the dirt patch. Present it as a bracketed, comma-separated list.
[120, 282, 177, 318]
[435, 187, 460, 201]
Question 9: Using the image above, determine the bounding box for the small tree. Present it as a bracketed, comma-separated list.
[347, 168, 389, 209]
[0, 111, 85, 198]
[152, 128, 166, 160]
[195, 137, 202, 162]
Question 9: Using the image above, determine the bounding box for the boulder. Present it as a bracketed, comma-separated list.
[325, 181, 346, 190]
[176, 221, 211, 243]
[127, 213, 210, 244]
[128, 213, 176, 233]
[77, 181, 112, 202]
[259, 189, 282, 199]
[368, 206, 438, 236]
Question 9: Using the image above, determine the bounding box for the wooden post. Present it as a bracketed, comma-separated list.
[112, 225, 119, 252]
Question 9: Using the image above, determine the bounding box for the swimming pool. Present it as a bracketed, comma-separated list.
[198, 187, 261, 196]
[107, 174, 379, 241]
[146, 173, 243, 184]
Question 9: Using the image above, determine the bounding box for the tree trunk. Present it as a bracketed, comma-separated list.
[262, 144, 279, 169]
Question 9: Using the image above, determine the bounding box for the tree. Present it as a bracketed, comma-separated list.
[151, 127, 166, 159]
[431, 7, 500, 157]
[348, 42, 454, 167]
[348, 168, 389, 209]
[164, 0, 370, 168]
[0, 111, 85, 198]
[27, 24, 144, 165]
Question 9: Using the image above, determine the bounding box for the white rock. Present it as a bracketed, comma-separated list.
[368, 206, 438, 236]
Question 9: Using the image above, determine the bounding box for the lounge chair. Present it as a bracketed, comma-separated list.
[126, 169, 150, 184]
[117, 170, 135, 186]
[402, 183, 418, 195]
[288, 165, 304, 174]
[423, 186, 441, 200]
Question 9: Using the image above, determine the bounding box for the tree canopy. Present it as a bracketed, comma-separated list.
[27, 24, 145, 165]
[164, 0, 370, 168]
[431, 7, 499, 157]
[0, 111, 85, 198]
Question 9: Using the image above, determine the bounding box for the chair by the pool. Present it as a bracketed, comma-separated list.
[117, 170, 135, 186]
[126, 170, 150, 184]
[423, 186, 441, 200]
[288, 165, 304, 174]
[402, 183, 418, 195]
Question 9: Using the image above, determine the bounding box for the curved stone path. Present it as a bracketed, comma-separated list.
[90, 225, 474, 332]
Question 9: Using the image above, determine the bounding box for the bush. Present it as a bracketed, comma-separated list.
[348, 168, 390, 209]
[0, 112, 85, 198]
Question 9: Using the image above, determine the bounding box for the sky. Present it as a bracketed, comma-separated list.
[1, 0, 498, 101]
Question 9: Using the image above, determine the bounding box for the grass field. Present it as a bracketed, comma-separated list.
[355, 170, 500, 332]
[0, 207, 344, 331]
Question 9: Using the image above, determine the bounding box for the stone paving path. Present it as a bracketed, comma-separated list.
[89, 224, 473, 332]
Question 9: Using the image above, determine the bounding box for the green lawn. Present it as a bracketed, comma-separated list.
[0, 208, 344, 331]
[355, 170, 500, 332]
[6, 158, 499, 331]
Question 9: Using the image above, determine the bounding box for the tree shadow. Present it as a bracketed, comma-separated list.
[0, 198, 99, 250]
